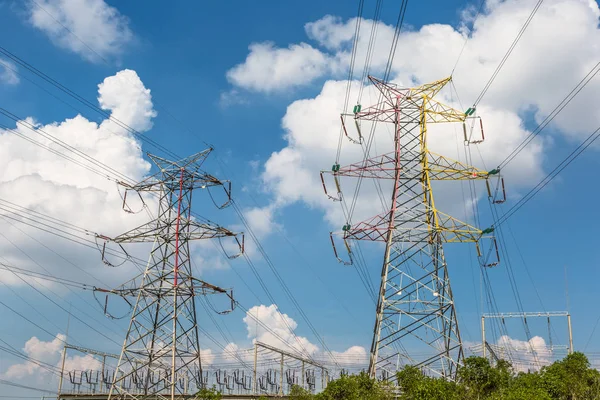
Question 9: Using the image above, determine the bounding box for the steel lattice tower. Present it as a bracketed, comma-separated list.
[323, 76, 497, 380]
[101, 149, 241, 399]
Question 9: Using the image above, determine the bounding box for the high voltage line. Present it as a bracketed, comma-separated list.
[471, 0, 544, 106]
[3, 0, 599, 392]
[2, 1, 402, 377]
[3, 1, 395, 373]
[0, 45, 345, 367]
[498, 61, 600, 170]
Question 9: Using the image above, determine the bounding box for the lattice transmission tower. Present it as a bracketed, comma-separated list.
[322, 76, 500, 380]
[96, 149, 243, 399]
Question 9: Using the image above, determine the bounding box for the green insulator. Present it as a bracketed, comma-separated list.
[488, 168, 500, 175]
[465, 107, 476, 116]
[342, 224, 351, 231]
[353, 104, 362, 114]
[332, 163, 340, 172]
[481, 227, 495, 235]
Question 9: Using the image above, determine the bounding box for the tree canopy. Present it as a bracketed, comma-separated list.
[199, 352, 600, 400]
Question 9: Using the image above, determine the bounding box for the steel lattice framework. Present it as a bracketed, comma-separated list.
[101, 149, 242, 399]
[323, 76, 498, 380]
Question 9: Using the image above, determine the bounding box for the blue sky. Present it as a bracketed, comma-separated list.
[1, 0, 600, 396]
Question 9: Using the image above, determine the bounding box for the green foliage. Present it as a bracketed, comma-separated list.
[194, 385, 222, 400]
[264, 353, 600, 400]
[290, 384, 314, 400]
[397, 365, 462, 399]
[395, 352, 600, 400]
[315, 372, 393, 400]
[457, 356, 506, 398]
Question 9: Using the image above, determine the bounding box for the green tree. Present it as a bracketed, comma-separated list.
[397, 366, 462, 400]
[289, 384, 314, 399]
[458, 356, 504, 399]
[397, 366, 426, 396]
[540, 352, 600, 400]
[195, 385, 222, 400]
[315, 372, 392, 400]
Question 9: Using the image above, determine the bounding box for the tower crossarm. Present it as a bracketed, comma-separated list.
[346, 76, 455, 124]
[111, 220, 238, 243]
[426, 151, 490, 180]
[368, 75, 409, 105]
[120, 173, 227, 192]
[409, 76, 452, 99]
[96, 277, 231, 298]
[423, 98, 466, 124]
[324, 151, 489, 181]
[341, 209, 483, 244]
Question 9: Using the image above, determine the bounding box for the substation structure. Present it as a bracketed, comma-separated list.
[322, 75, 503, 381]
[471, 311, 574, 370]
[58, 342, 330, 399]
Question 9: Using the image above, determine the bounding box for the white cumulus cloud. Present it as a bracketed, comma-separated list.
[3, 333, 101, 381]
[228, 0, 600, 235]
[0, 69, 156, 289]
[243, 304, 318, 356]
[242, 304, 366, 364]
[26, 0, 133, 62]
[226, 42, 332, 93]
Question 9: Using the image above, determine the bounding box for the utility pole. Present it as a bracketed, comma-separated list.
[96, 149, 242, 400]
[280, 354, 284, 396]
[322, 76, 498, 380]
[253, 342, 258, 395]
[482, 316, 486, 359]
[568, 313, 574, 354]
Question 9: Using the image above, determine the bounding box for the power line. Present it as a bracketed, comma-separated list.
[498, 60, 600, 169]
[472, 0, 544, 106]
[0, 229, 123, 346]
[0, 379, 57, 394]
[0, 45, 179, 159]
[231, 200, 337, 366]
[496, 121, 600, 226]
[451, 0, 486, 76]
[0, 38, 345, 374]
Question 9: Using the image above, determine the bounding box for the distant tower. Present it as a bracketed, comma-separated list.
[322, 76, 499, 380]
[101, 149, 242, 399]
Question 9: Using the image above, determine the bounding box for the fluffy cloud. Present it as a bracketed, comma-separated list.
[495, 335, 556, 372]
[242, 304, 366, 364]
[243, 205, 281, 239]
[243, 304, 318, 356]
[3, 333, 101, 380]
[200, 348, 216, 367]
[226, 42, 332, 93]
[329, 346, 368, 369]
[0, 69, 156, 289]
[26, 0, 133, 62]
[0, 58, 19, 85]
[228, 0, 600, 234]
